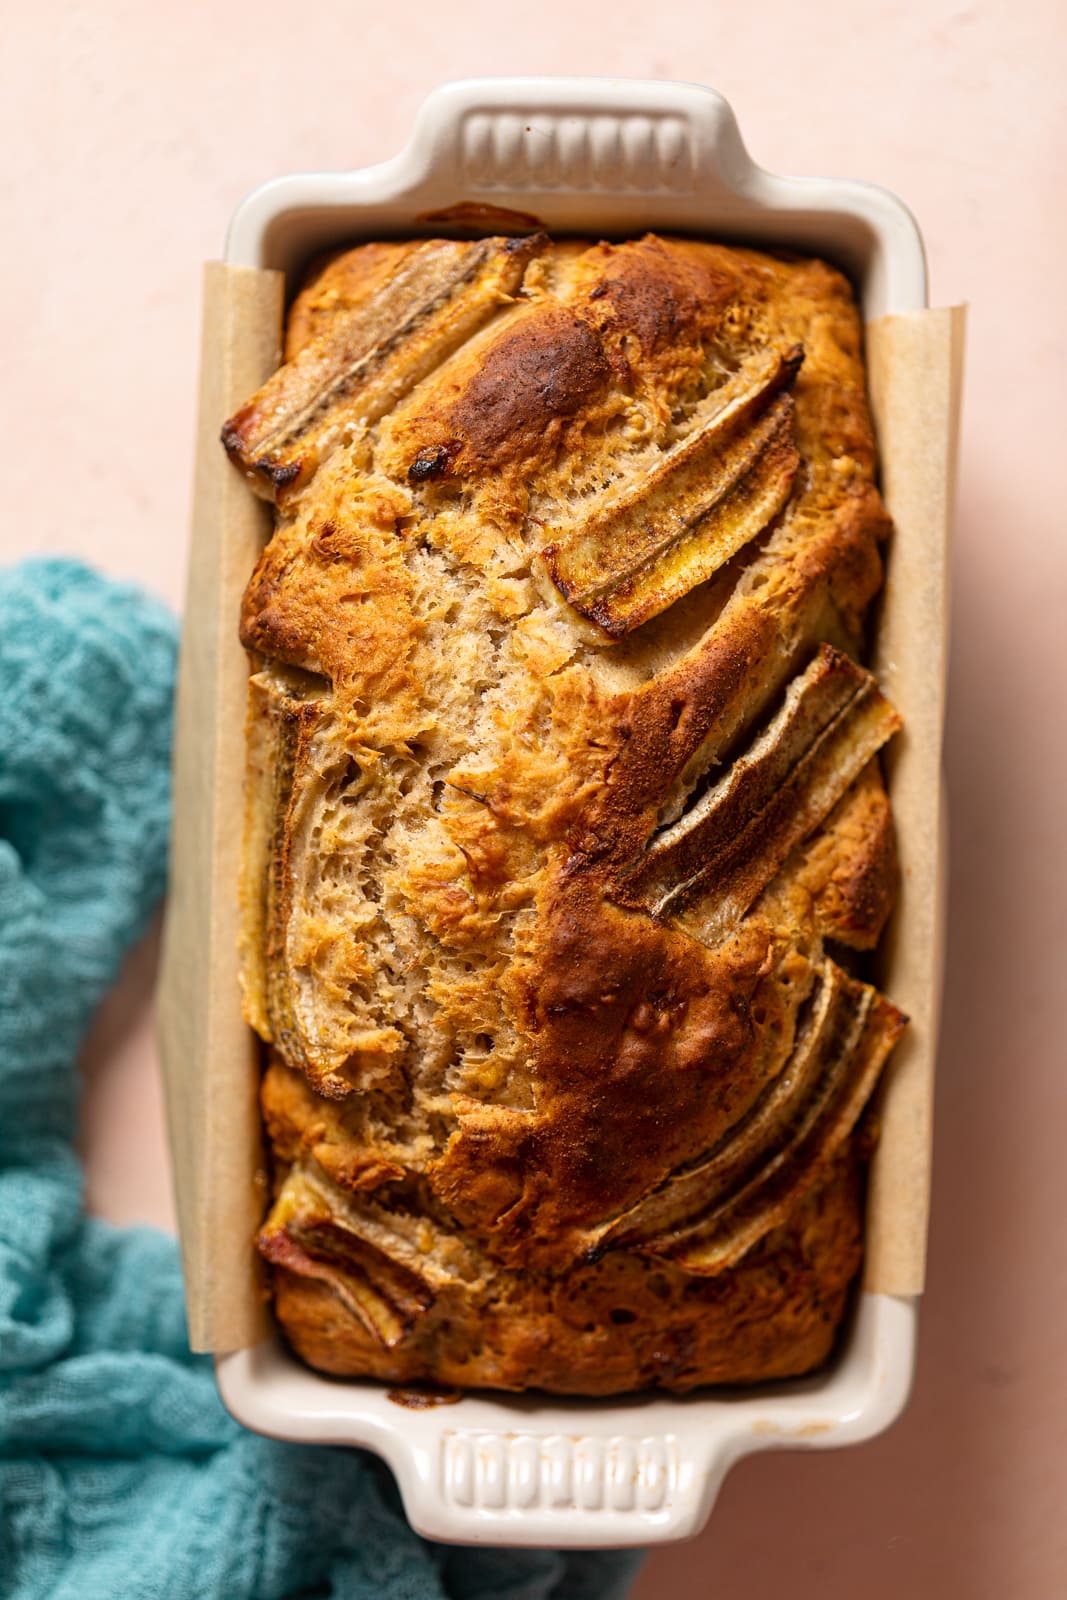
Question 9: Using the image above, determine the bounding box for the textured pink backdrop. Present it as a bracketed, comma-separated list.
[5, 3, 1065, 1595]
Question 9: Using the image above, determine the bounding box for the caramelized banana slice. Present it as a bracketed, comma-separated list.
[240, 664, 329, 1051]
[536, 345, 803, 638]
[242, 667, 407, 1097]
[258, 1165, 487, 1346]
[581, 960, 903, 1276]
[756, 759, 899, 952]
[654, 967, 904, 1275]
[222, 235, 542, 501]
[616, 644, 901, 942]
[584, 959, 875, 1258]
[586, 961, 839, 1254]
[258, 1175, 434, 1348]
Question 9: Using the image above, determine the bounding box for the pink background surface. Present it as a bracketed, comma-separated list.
[5, 2, 1066, 1594]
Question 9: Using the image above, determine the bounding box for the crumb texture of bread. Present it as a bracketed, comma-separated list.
[226, 232, 905, 1393]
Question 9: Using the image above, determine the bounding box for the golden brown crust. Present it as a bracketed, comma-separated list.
[270, 1153, 864, 1394]
[761, 758, 899, 951]
[229, 232, 906, 1392]
[261, 1055, 406, 1192]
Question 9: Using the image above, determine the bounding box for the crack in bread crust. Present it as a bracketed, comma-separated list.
[231, 231, 905, 1393]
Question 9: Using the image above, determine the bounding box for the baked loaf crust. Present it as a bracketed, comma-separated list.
[226, 232, 906, 1394]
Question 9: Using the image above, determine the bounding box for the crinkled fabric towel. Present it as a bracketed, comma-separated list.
[0, 559, 642, 1600]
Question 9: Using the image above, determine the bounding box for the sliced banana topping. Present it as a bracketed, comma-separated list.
[659, 968, 903, 1274]
[536, 345, 803, 638]
[616, 644, 902, 942]
[258, 1175, 435, 1348]
[584, 959, 904, 1275]
[223, 235, 542, 501]
[258, 1164, 485, 1347]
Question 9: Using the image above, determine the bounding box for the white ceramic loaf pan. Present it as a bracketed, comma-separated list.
[212, 76, 939, 1550]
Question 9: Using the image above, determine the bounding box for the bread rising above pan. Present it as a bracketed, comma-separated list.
[226, 232, 905, 1393]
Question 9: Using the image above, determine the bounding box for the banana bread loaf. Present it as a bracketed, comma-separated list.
[224, 231, 905, 1394]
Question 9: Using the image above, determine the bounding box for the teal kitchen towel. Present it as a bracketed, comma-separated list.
[0, 558, 641, 1600]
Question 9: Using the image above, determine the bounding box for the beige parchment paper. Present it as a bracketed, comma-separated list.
[863, 305, 966, 1294]
[158, 268, 964, 1350]
[158, 263, 283, 1351]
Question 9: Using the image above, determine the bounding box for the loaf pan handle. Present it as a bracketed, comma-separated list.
[226, 76, 926, 315]
[215, 1295, 917, 1549]
[405, 76, 749, 203]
